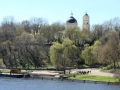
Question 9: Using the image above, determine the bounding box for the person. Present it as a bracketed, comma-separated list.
[69, 70, 71, 74]
[89, 71, 91, 73]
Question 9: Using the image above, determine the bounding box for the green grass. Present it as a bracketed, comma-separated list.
[0, 69, 27, 73]
[0, 69, 10, 73]
[60, 74, 119, 82]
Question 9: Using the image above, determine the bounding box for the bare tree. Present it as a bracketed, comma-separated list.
[1, 16, 16, 42]
[21, 20, 31, 33]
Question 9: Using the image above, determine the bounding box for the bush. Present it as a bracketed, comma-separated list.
[77, 65, 88, 69]
[101, 65, 113, 70]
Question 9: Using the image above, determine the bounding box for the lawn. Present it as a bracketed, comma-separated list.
[0, 69, 27, 73]
[0, 69, 10, 73]
[60, 74, 119, 82]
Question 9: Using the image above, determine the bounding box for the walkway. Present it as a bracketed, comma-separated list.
[29, 68, 114, 77]
[71, 68, 114, 77]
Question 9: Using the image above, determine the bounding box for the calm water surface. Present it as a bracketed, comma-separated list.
[0, 77, 120, 90]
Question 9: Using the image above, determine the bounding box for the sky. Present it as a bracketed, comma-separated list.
[0, 0, 120, 27]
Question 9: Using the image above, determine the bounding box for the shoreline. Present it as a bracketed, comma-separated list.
[0, 68, 119, 85]
[0, 73, 119, 85]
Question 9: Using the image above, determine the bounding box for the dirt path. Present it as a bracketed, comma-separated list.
[71, 68, 114, 77]
[29, 68, 114, 77]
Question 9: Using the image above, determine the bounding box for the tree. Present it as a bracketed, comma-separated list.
[0, 40, 19, 68]
[50, 42, 63, 69]
[1, 16, 16, 42]
[21, 20, 31, 33]
[98, 31, 120, 70]
[81, 44, 94, 65]
[15, 32, 33, 68]
[91, 40, 102, 64]
[16, 26, 25, 36]
[0, 40, 12, 68]
[81, 29, 92, 43]
[73, 29, 82, 46]
[50, 38, 78, 74]
[65, 28, 77, 40]
[29, 17, 48, 38]
[91, 24, 104, 40]
[62, 38, 79, 67]
[51, 22, 65, 34]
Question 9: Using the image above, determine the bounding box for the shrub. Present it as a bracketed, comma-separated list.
[101, 65, 113, 70]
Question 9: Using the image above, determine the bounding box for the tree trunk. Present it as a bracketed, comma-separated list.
[63, 65, 66, 74]
[113, 60, 116, 71]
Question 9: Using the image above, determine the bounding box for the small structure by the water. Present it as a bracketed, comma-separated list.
[10, 69, 21, 75]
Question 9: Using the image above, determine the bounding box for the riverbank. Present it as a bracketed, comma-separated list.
[0, 68, 119, 84]
[64, 68, 119, 83]
[28, 68, 120, 84]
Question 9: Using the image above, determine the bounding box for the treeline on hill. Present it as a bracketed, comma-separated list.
[0, 16, 120, 71]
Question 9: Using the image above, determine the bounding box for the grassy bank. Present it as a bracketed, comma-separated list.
[0, 69, 10, 73]
[0, 69, 27, 73]
[60, 74, 119, 82]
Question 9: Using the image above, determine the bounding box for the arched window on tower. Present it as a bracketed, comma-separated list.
[87, 20, 89, 24]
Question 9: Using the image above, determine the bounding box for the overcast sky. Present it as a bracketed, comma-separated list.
[0, 0, 120, 27]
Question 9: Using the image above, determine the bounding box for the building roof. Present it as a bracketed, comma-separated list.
[84, 12, 89, 17]
[85, 13, 88, 16]
[66, 12, 77, 23]
[66, 16, 77, 23]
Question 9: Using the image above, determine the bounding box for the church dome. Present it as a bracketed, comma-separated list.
[66, 16, 77, 23]
[66, 12, 77, 23]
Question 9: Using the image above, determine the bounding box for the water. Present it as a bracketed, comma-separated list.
[0, 77, 120, 90]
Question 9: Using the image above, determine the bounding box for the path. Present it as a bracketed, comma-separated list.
[29, 68, 114, 77]
[71, 68, 114, 77]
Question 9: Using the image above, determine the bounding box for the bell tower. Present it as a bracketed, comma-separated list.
[82, 12, 90, 30]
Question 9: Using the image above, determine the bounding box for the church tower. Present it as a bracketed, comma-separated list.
[82, 12, 90, 30]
